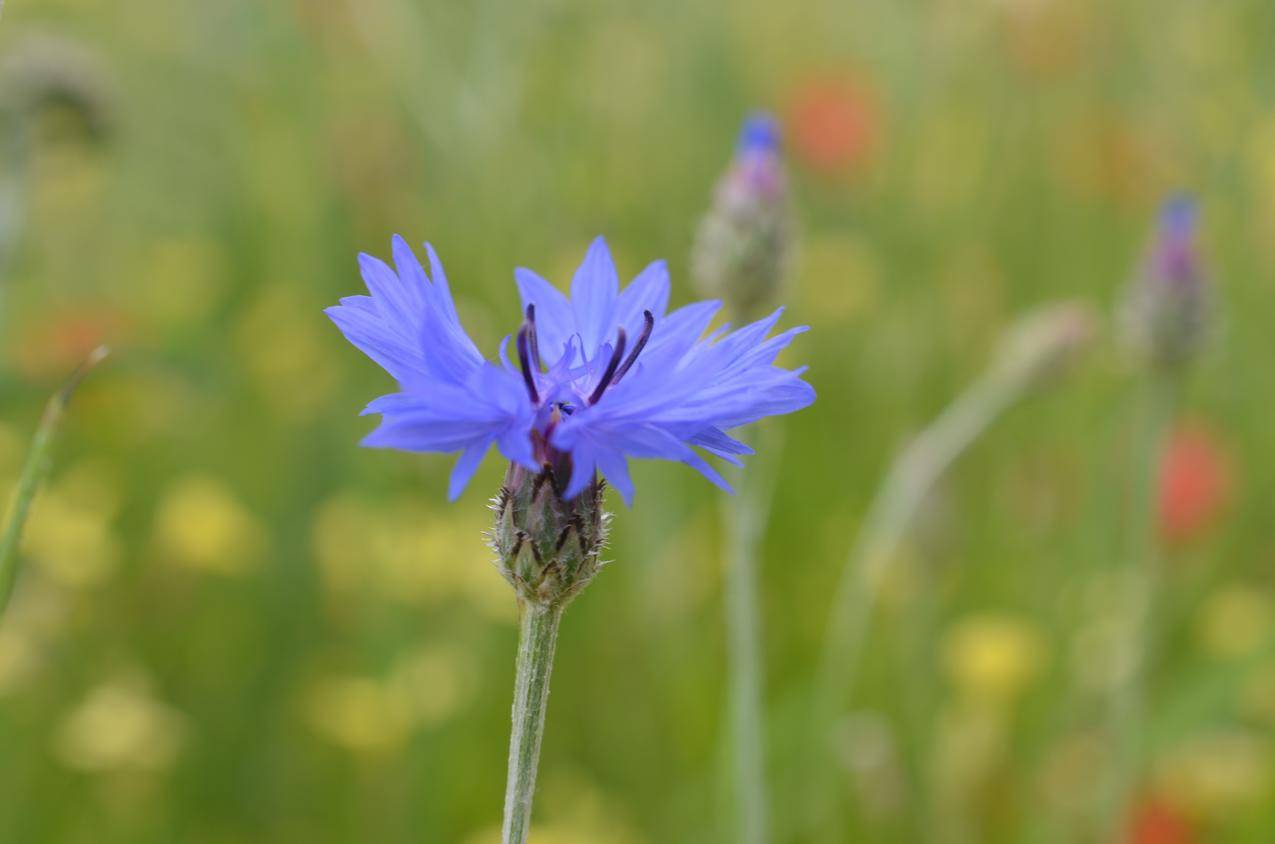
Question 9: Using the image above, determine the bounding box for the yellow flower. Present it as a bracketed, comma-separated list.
[462, 771, 648, 844]
[234, 286, 339, 417]
[1196, 585, 1272, 660]
[1038, 731, 1113, 814]
[24, 461, 121, 587]
[0, 627, 39, 695]
[133, 237, 226, 327]
[1155, 730, 1271, 819]
[911, 109, 989, 215]
[463, 826, 636, 844]
[943, 613, 1045, 704]
[1244, 113, 1275, 243]
[931, 703, 1007, 815]
[1240, 660, 1275, 725]
[304, 639, 477, 755]
[304, 676, 414, 755]
[152, 475, 266, 575]
[795, 234, 879, 325]
[54, 674, 187, 773]
[388, 642, 477, 728]
[0, 581, 72, 695]
[312, 493, 510, 618]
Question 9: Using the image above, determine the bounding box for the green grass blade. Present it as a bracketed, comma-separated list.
[0, 345, 108, 617]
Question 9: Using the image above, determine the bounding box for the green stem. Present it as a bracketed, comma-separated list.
[723, 425, 782, 844]
[807, 371, 1022, 837]
[1099, 373, 1176, 834]
[502, 600, 564, 844]
[816, 372, 1020, 719]
[0, 346, 107, 618]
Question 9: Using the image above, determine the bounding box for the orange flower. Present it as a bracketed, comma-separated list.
[13, 304, 126, 378]
[1127, 797, 1193, 844]
[785, 77, 878, 176]
[1158, 423, 1232, 544]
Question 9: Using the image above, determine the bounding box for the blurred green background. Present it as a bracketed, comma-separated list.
[1, 0, 1274, 841]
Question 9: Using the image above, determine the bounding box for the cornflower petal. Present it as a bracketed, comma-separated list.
[515, 267, 575, 367]
[570, 236, 620, 359]
[614, 259, 671, 338]
[329, 236, 814, 504]
[449, 441, 492, 501]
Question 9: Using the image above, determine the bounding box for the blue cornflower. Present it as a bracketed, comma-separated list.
[1149, 194, 1199, 287]
[1120, 194, 1212, 371]
[327, 236, 815, 504]
[693, 112, 792, 312]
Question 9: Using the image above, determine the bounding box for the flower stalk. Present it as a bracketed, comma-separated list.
[502, 600, 565, 844]
[1100, 196, 1209, 834]
[722, 426, 783, 844]
[491, 462, 608, 842]
[1098, 372, 1176, 835]
[0, 346, 108, 619]
[815, 371, 1021, 713]
[808, 303, 1094, 835]
[817, 303, 1095, 715]
[694, 113, 794, 844]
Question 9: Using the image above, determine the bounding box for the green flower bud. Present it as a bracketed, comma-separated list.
[692, 113, 793, 317]
[490, 462, 609, 609]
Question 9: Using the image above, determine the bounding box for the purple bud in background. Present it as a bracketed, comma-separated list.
[1151, 196, 1200, 288]
[1120, 194, 1213, 372]
[738, 112, 781, 153]
[733, 113, 785, 200]
[692, 112, 794, 317]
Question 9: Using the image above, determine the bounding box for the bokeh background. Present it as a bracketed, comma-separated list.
[1, 0, 1273, 841]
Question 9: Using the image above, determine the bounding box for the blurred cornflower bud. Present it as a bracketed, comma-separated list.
[692, 112, 793, 316]
[988, 300, 1099, 389]
[0, 37, 112, 145]
[0, 37, 111, 273]
[1120, 196, 1212, 372]
[490, 462, 609, 608]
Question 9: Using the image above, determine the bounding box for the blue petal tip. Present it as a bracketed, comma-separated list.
[738, 112, 781, 154]
[1160, 193, 1197, 233]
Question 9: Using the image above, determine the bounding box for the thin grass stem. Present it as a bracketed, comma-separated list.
[816, 372, 1021, 719]
[807, 370, 1023, 836]
[0, 345, 107, 618]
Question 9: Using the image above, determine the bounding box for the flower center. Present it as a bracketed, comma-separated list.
[515, 305, 655, 407]
[588, 309, 653, 404]
[516, 309, 541, 405]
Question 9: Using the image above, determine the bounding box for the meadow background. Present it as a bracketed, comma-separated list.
[1, 0, 1274, 841]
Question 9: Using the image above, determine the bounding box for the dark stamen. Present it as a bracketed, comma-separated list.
[516, 324, 540, 404]
[587, 328, 627, 405]
[524, 304, 542, 371]
[613, 310, 654, 384]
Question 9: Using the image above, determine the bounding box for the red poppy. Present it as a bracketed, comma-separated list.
[1126, 797, 1193, 844]
[1158, 423, 1232, 544]
[785, 77, 878, 176]
[14, 304, 125, 378]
